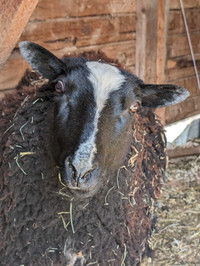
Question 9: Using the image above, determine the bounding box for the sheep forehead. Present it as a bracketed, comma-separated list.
[86, 61, 126, 111]
[71, 62, 125, 176]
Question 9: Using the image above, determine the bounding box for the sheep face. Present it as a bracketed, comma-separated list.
[50, 62, 138, 197]
[19, 42, 189, 198]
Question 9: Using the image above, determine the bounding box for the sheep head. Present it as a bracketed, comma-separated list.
[19, 41, 189, 198]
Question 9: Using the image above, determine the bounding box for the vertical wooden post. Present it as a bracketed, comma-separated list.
[156, 0, 170, 124]
[156, 0, 169, 84]
[135, 0, 158, 83]
[136, 0, 170, 124]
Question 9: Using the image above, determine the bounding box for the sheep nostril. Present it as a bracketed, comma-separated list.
[82, 171, 91, 181]
[65, 159, 77, 183]
[77, 167, 101, 190]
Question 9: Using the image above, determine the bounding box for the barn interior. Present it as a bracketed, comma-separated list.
[0, 0, 200, 264]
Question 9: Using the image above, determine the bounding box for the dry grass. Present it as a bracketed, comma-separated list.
[142, 154, 200, 266]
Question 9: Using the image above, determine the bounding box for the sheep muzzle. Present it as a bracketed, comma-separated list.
[61, 160, 102, 198]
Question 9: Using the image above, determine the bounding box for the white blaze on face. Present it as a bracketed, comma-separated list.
[71, 61, 126, 176]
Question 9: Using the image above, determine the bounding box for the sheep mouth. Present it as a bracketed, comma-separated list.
[60, 164, 102, 198]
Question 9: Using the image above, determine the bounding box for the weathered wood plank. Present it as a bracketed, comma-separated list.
[51, 40, 135, 68]
[18, 15, 136, 49]
[167, 144, 200, 158]
[155, 0, 170, 125]
[165, 94, 200, 124]
[156, 0, 169, 83]
[168, 32, 200, 58]
[135, 0, 158, 83]
[0, 40, 135, 91]
[170, 0, 200, 10]
[166, 65, 196, 83]
[31, 0, 136, 20]
[166, 1, 200, 124]
[0, 55, 30, 91]
[166, 54, 200, 82]
[136, 0, 169, 124]
[0, 0, 38, 71]
[94, 41, 135, 67]
[169, 9, 200, 34]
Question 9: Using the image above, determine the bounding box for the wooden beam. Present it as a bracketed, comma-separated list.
[0, 0, 38, 72]
[167, 144, 200, 158]
[135, 0, 158, 83]
[135, 0, 170, 124]
[156, 0, 170, 124]
[31, 0, 136, 20]
[156, 0, 169, 84]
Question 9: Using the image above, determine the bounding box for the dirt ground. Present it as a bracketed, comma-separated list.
[142, 153, 200, 266]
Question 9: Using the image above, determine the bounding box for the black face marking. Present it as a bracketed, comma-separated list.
[50, 65, 96, 167]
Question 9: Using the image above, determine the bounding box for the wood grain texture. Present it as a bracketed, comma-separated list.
[135, 0, 158, 83]
[166, 54, 200, 82]
[167, 145, 200, 158]
[0, 54, 30, 91]
[18, 14, 135, 49]
[168, 32, 200, 58]
[170, 0, 200, 10]
[165, 94, 200, 124]
[156, 0, 169, 83]
[31, 0, 136, 20]
[165, 1, 200, 125]
[136, 0, 169, 124]
[0, 0, 136, 93]
[0, 0, 38, 71]
[155, 0, 170, 125]
[169, 9, 200, 35]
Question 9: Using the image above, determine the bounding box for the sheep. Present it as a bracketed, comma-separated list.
[0, 42, 189, 266]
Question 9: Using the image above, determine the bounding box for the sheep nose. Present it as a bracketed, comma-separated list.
[64, 158, 97, 187]
[61, 158, 102, 197]
[64, 159, 77, 186]
[77, 168, 93, 183]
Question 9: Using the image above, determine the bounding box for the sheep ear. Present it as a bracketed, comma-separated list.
[19, 41, 65, 80]
[139, 84, 190, 108]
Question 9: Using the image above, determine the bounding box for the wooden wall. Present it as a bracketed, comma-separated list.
[1, 0, 200, 126]
[165, 0, 200, 124]
[0, 0, 136, 95]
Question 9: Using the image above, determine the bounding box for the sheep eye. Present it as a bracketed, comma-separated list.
[55, 80, 64, 93]
[129, 102, 140, 113]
